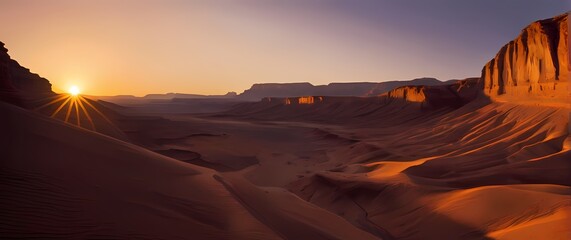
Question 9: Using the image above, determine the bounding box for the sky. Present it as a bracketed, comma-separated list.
[0, 0, 568, 96]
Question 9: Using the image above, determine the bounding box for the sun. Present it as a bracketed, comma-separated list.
[69, 86, 81, 96]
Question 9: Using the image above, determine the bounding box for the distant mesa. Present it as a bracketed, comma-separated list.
[252, 77, 480, 110]
[225, 91, 238, 97]
[237, 77, 449, 101]
[143, 93, 207, 99]
[143, 92, 238, 99]
[91, 91, 239, 102]
[92, 78, 453, 103]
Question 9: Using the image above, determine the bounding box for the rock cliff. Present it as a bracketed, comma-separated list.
[0, 41, 54, 106]
[481, 13, 569, 105]
[385, 13, 570, 108]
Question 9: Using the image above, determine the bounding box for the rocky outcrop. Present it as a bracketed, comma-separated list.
[0, 41, 54, 106]
[0, 42, 21, 105]
[239, 82, 316, 100]
[382, 78, 482, 109]
[238, 78, 447, 100]
[383, 14, 570, 108]
[481, 13, 569, 105]
[385, 86, 427, 103]
[365, 77, 444, 96]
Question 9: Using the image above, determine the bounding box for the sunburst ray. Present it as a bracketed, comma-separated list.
[51, 96, 73, 117]
[74, 97, 81, 126]
[64, 98, 75, 123]
[34, 94, 69, 111]
[78, 96, 115, 125]
[76, 98, 97, 131]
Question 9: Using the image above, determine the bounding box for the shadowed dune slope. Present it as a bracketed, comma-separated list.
[0, 102, 380, 240]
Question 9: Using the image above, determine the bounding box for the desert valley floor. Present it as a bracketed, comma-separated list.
[2, 93, 570, 239]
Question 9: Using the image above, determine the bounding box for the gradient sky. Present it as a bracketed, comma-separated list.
[0, 0, 568, 96]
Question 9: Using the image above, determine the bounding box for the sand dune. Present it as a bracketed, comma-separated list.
[282, 100, 570, 239]
[0, 102, 380, 239]
[106, 95, 568, 239]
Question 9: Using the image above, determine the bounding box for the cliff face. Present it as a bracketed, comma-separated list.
[0, 41, 54, 106]
[481, 13, 569, 105]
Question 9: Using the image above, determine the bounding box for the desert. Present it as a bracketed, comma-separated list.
[0, 3, 569, 240]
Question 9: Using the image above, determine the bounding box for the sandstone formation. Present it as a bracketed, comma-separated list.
[382, 77, 482, 109]
[481, 13, 569, 105]
[365, 77, 444, 96]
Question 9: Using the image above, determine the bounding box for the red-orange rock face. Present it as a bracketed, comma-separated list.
[481, 14, 569, 105]
[385, 86, 427, 103]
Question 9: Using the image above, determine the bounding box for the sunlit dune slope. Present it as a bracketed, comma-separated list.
[217, 13, 571, 240]
[285, 101, 570, 239]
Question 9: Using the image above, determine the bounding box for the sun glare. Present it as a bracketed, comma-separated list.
[69, 86, 81, 96]
[35, 87, 114, 131]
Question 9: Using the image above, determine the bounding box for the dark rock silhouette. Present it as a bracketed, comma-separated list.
[0, 41, 54, 107]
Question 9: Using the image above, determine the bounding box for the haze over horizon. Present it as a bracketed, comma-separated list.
[1, 0, 568, 96]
